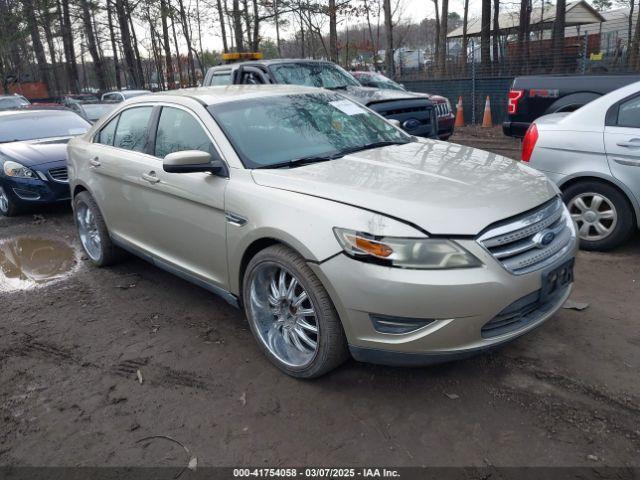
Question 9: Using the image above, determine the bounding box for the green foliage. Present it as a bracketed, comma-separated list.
[260, 39, 280, 59]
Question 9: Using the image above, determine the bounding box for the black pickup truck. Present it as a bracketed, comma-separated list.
[502, 74, 640, 138]
[202, 59, 441, 139]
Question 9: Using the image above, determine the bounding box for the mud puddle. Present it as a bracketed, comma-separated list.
[0, 237, 77, 292]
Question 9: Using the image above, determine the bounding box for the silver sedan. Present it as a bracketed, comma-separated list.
[523, 81, 640, 251]
[67, 85, 577, 377]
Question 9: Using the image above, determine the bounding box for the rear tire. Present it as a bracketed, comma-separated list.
[73, 191, 123, 266]
[563, 180, 635, 251]
[242, 244, 349, 378]
[0, 185, 20, 217]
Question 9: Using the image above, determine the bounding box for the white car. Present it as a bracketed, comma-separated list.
[523, 81, 640, 251]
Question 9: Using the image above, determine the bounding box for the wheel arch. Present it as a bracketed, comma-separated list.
[234, 235, 325, 305]
[71, 181, 91, 200]
[558, 174, 640, 229]
[547, 92, 600, 114]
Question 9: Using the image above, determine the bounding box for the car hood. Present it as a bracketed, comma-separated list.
[340, 85, 428, 105]
[0, 138, 70, 167]
[251, 140, 557, 235]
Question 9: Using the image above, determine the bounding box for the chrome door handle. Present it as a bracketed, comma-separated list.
[616, 138, 640, 148]
[141, 172, 160, 184]
[89, 157, 101, 167]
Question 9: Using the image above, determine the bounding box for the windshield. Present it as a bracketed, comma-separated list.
[82, 104, 116, 121]
[269, 63, 360, 89]
[209, 92, 409, 169]
[0, 111, 90, 143]
[0, 97, 29, 110]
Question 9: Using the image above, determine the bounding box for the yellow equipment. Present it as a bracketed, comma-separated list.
[222, 52, 263, 63]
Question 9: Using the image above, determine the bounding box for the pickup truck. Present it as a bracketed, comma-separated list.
[202, 59, 442, 139]
[503, 74, 640, 138]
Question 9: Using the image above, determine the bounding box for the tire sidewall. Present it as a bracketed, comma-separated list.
[563, 181, 634, 251]
[0, 185, 17, 217]
[242, 248, 340, 378]
[73, 192, 107, 265]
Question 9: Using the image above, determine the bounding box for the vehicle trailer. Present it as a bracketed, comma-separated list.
[503, 74, 640, 138]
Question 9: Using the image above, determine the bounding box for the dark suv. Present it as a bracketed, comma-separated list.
[202, 59, 439, 139]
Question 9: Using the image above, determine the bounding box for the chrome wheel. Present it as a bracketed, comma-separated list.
[568, 192, 618, 242]
[247, 263, 319, 368]
[76, 202, 102, 261]
[0, 186, 9, 214]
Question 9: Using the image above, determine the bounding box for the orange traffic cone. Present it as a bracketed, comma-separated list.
[454, 96, 464, 127]
[482, 96, 493, 128]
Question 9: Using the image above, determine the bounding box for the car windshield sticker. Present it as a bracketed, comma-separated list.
[330, 99, 366, 116]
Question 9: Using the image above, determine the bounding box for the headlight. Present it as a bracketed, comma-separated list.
[3, 160, 37, 179]
[333, 228, 482, 269]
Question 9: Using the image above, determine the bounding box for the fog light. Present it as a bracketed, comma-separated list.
[370, 314, 435, 334]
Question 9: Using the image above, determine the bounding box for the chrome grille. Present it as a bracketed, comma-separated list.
[434, 102, 451, 117]
[477, 198, 576, 275]
[48, 167, 68, 183]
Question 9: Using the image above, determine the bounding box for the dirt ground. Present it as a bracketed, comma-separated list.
[1, 131, 639, 469]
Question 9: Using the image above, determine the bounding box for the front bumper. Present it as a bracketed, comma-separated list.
[0, 162, 70, 206]
[309, 239, 576, 366]
[437, 114, 455, 139]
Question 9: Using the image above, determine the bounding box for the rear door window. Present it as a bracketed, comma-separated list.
[617, 96, 640, 128]
[113, 107, 153, 152]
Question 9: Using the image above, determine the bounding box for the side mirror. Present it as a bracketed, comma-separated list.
[163, 150, 225, 175]
[388, 119, 401, 128]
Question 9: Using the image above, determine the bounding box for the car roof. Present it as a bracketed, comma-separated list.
[209, 59, 337, 71]
[0, 108, 76, 118]
[126, 84, 330, 106]
[103, 90, 150, 95]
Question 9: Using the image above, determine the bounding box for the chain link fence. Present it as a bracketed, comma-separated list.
[396, 9, 640, 125]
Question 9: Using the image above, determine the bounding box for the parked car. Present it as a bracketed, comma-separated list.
[503, 73, 640, 138]
[57, 93, 101, 107]
[101, 90, 151, 103]
[69, 102, 117, 123]
[202, 60, 441, 139]
[352, 71, 455, 140]
[68, 85, 577, 378]
[522, 81, 640, 251]
[0, 94, 30, 111]
[0, 109, 90, 216]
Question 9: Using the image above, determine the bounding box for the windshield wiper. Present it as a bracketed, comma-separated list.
[255, 153, 341, 169]
[339, 140, 410, 156]
[255, 140, 410, 170]
[324, 85, 350, 90]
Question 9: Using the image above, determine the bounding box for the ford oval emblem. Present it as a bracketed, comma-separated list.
[532, 230, 555, 248]
[402, 118, 421, 131]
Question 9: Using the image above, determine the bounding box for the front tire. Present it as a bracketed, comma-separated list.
[73, 191, 122, 266]
[242, 244, 349, 378]
[563, 181, 635, 251]
[0, 185, 20, 217]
